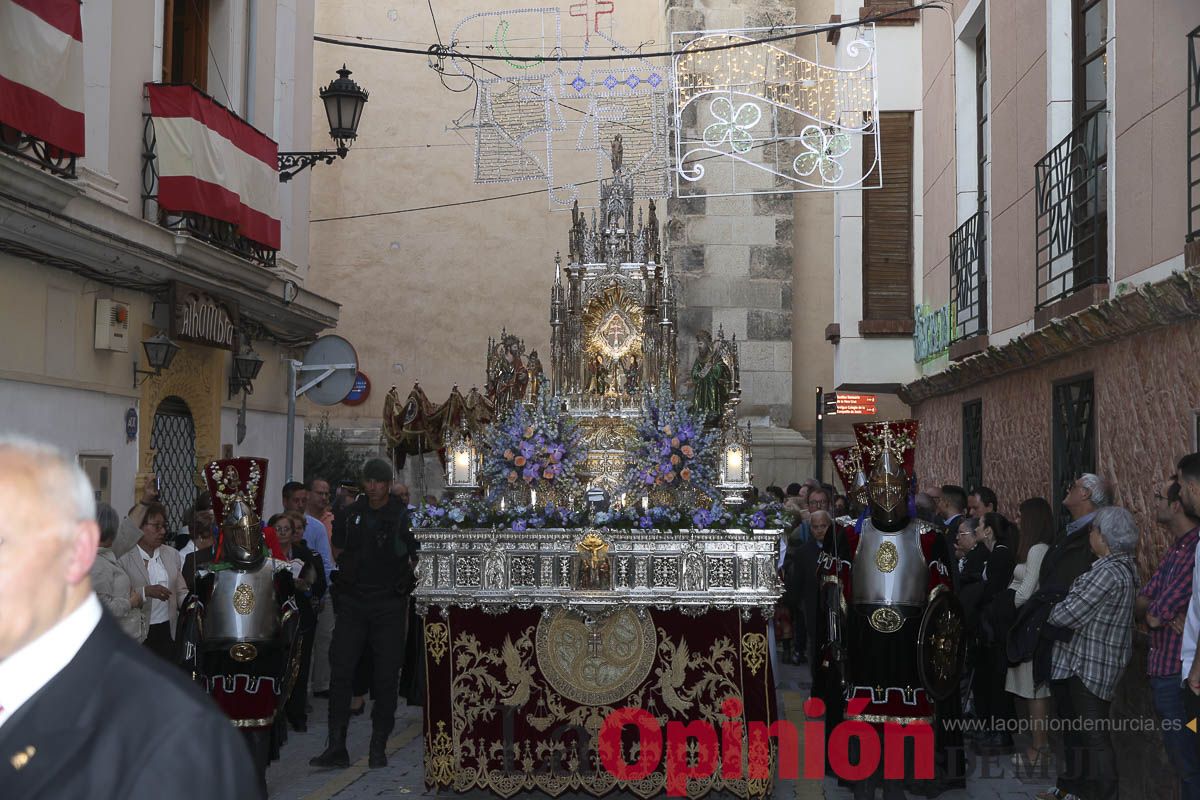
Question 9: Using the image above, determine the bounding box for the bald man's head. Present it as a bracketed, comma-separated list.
[0, 437, 100, 661]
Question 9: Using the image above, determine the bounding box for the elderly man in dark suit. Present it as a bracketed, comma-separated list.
[0, 436, 258, 799]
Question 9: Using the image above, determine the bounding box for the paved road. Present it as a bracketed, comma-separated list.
[267, 662, 1046, 800]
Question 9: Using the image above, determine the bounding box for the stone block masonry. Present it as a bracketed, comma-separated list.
[667, 0, 796, 428]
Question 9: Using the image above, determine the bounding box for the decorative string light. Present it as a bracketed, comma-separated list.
[671, 23, 881, 198]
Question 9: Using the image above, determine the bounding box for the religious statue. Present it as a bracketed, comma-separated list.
[486, 332, 529, 413]
[690, 330, 731, 426]
[610, 134, 624, 174]
[527, 350, 545, 402]
[586, 354, 609, 395]
[621, 354, 640, 396]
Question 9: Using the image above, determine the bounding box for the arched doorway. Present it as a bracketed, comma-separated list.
[152, 395, 196, 535]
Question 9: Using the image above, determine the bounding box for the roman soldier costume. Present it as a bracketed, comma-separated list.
[818, 421, 964, 799]
[179, 458, 302, 786]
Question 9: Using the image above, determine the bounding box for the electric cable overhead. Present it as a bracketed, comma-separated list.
[314, 3, 939, 62]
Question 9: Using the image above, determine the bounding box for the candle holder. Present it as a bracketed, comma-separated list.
[444, 421, 479, 498]
[717, 413, 752, 509]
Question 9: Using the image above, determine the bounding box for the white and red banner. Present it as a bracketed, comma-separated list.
[147, 84, 280, 251]
[0, 0, 85, 156]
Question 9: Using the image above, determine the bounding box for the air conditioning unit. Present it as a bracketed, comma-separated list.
[94, 299, 131, 352]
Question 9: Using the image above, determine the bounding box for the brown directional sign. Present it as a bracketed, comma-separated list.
[823, 392, 877, 416]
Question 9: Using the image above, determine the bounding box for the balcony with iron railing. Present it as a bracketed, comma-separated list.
[0, 123, 77, 178]
[1188, 25, 1200, 266]
[1034, 111, 1107, 321]
[949, 209, 987, 357]
[141, 83, 278, 269]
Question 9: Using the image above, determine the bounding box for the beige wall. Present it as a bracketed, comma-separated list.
[308, 1, 666, 427]
[1112, 0, 1198, 281]
[0, 253, 304, 508]
[791, 0, 837, 435]
[920, 0, 1200, 344]
[91, 1, 311, 270]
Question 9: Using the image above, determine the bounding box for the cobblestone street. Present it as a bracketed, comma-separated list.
[267, 661, 1044, 800]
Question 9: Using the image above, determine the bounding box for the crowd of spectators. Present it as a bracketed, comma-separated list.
[770, 453, 1200, 800]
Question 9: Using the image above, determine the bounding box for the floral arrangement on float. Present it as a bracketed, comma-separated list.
[621, 387, 720, 505]
[478, 393, 587, 503]
[411, 498, 791, 533]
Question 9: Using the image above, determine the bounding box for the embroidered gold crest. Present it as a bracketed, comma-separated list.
[875, 541, 898, 573]
[232, 583, 255, 615]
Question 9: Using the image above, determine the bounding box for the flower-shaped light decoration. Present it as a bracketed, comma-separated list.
[793, 125, 852, 184]
[702, 96, 763, 155]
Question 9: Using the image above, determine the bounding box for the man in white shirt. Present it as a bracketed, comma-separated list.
[0, 436, 258, 797]
[283, 480, 334, 585]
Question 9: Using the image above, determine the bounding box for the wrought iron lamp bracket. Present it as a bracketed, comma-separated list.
[277, 147, 348, 182]
[132, 360, 161, 389]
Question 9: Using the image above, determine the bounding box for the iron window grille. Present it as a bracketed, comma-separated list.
[0, 122, 77, 178]
[150, 396, 197, 536]
[1034, 113, 1107, 310]
[141, 89, 277, 269]
[962, 400, 983, 493]
[1051, 375, 1097, 529]
[950, 211, 987, 342]
[1189, 25, 1200, 244]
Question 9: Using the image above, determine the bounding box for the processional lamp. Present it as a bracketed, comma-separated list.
[278, 65, 369, 183]
[718, 416, 753, 509]
[444, 423, 479, 496]
[132, 332, 181, 388]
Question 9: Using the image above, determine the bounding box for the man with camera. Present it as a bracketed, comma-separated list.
[310, 458, 419, 770]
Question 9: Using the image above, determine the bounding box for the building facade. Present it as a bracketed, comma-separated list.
[865, 0, 1200, 794]
[0, 0, 339, 531]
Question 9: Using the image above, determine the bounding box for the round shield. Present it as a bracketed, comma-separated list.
[917, 587, 965, 702]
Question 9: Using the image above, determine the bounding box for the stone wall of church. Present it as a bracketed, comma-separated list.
[665, 0, 800, 427]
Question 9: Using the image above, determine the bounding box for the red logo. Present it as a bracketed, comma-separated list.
[598, 696, 934, 793]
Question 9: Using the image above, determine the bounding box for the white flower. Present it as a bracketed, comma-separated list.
[793, 125, 852, 184]
[703, 97, 762, 155]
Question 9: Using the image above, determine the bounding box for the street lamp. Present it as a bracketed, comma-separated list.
[132, 332, 181, 388]
[228, 344, 265, 399]
[278, 65, 369, 183]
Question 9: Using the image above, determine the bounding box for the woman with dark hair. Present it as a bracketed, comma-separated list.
[1006, 497, 1055, 771]
[971, 511, 1017, 750]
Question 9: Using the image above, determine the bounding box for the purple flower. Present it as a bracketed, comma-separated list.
[518, 441, 535, 459]
[692, 509, 712, 528]
[751, 511, 767, 529]
[513, 519, 528, 532]
[639, 516, 653, 529]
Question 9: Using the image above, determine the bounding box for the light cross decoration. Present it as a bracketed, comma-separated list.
[569, 0, 614, 36]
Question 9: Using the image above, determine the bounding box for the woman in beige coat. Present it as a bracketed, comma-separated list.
[90, 502, 148, 641]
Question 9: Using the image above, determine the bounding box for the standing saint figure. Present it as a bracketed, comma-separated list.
[690, 331, 729, 426]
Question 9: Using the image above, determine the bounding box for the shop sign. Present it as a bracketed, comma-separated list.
[171, 283, 238, 350]
[913, 303, 951, 364]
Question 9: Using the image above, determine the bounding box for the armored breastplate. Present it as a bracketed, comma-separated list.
[204, 563, 279, 647]
[851, 519, 929, 609]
